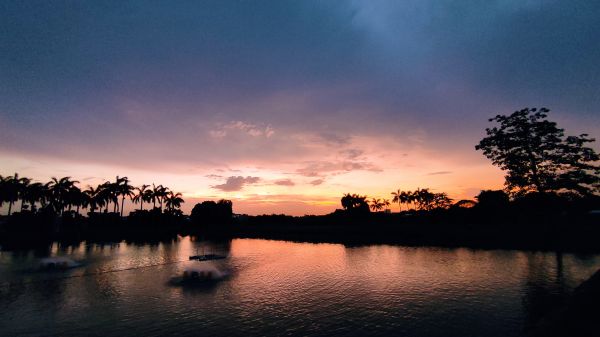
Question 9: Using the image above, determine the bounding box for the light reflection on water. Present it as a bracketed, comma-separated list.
[1, 237, 599, 337]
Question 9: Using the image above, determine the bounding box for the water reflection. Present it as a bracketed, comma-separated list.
[0, 238, 599, 337]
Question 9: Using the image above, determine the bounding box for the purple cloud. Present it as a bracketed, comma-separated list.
[274, 179, 295, 186]
[309, 179, 324, 186]
[213, 176, 261, 192]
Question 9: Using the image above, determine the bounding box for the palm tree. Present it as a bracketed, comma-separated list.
[151, 184, 169, 212]
[22, 182, 48, 212]
[133, 184, 150, 211]
[150, 183, 160, 209]
[84, 186, 99, 214]
[5, 173, 30, 215]
[17, 176, 31, 212]
[369, 198, 385, 212]
[165, 191, 184, 212]
[382, 198, 391, 211]
[111, 177, 124, 213]
[157, 185, 169, 211]
[66, 185, 85, 214]
[400, 191, 411, 211]
[391, 189, 403, 212]
[46, 177, 79, 214]
[118, 177, 134, 217]
[414, 188, 435, 211]
[0, 175, 7, 211]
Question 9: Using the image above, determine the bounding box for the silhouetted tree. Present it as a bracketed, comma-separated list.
[165, 191, 184, 212]
[382, 198, 391, 211]
[341, 193, 370, 214]
[46, 176, 78, 214]
[84, 186, 101, 214]
[118, 177, 135, 217]
[2, 173, 29, 215]
[21, 182, 48, 212]
[476, 107, 599, 196]
[391, 189, 403, 212]
[475, 190, 510, 211]
[413, 188, 435, 210]
[369, 198, 385, 212]
[133, 184, 150, 211]
[432, 192, 453, 209]
[0, 175, 6, 212]
[453, 199, 477, 209]
[191, 199, 233, 226]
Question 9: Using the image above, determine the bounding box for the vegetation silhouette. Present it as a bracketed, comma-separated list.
[340, 193, 370, 215]
[189, 199, 233, 233]
[476, 107, 599, 196]
[1, 107, 599, 252]
[0, 174, 186, 246]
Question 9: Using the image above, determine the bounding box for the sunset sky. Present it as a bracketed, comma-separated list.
[1, 1, 599, 215]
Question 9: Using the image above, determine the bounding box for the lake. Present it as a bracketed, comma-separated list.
[1, 237, 599, 337]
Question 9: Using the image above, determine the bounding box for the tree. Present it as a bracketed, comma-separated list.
[382, 198, 391, 211]
[118, 177, 134, 217]
[84, 186, 101, 214]
[133, 184, 150, 211]
[165, 191, 184, 212]
[22, 182, 47, 212]
[3, 173, 29, 215]
[369, 198, 385, 212]
[432, 192, 453, 209]
[46, 177, 79, 214]
[341, 193, 370, 214]
[391, 189, 403, 212]
[476, 108, 599, 196]
[0, 175, 7, 211]
[413, 188, 435, 211]
[191, 199, 232, 225]
[475, 190, 510, 210]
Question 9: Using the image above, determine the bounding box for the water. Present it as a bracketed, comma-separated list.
[1, 237, 599, 337]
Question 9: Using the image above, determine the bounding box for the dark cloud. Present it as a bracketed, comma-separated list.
[427, 171, 453, 176]
[274, 179, 295, 186]
[340, 149, 363, 160]
[0, 1, 599, 172]
[319, 133, 351, 146]
[212, 176, 261, 192]
[297, 160, 382, 177]
[309, 179, 324, 186]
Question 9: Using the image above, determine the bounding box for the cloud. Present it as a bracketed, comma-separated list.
[309, 179, 324, 186]
[210, 121, 275, 139]
[297, 160, 382, 177]
[340, 149, 363, 160]
[319, 133, 351, 146]
[427, 171, 453, 176]
[212, 176, 261, 192]
[274, 179, 295, 186]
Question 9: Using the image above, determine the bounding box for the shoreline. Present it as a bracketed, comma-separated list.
[2, 215, 600, 253]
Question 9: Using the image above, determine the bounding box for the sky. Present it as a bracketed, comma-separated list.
[1, 0, 599, 215]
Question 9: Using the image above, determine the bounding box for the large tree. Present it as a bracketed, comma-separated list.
[476, 108, 599, 196]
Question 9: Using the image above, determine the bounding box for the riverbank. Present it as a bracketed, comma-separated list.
[2, 209, 599, 252]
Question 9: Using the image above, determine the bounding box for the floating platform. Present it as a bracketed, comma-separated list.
[188, 254, 227, 261]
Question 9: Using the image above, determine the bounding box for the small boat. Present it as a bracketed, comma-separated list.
[189, 253, 227, 261]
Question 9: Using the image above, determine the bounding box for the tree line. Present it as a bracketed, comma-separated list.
[341, 108, 598, 215]
[342, 189, 454, 214]
[0, 175, 184, 217]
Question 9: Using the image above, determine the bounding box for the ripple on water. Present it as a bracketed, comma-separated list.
[0, 238, 599, 337]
